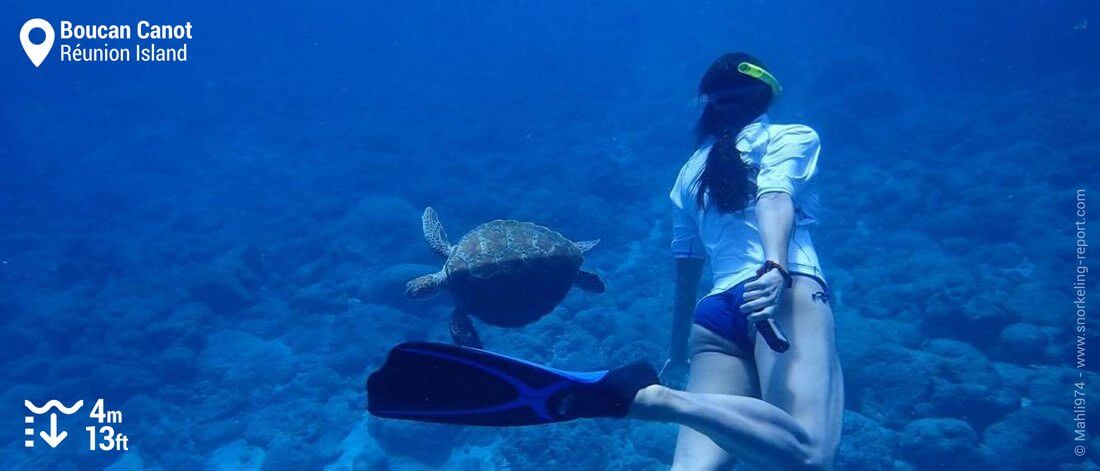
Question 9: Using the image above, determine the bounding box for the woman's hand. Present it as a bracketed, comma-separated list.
[740, 268, 787, 323]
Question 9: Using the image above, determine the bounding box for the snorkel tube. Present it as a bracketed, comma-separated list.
[737, 62, 782, 97]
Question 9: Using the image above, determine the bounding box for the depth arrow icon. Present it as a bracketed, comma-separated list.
[39, 413, 67, 448]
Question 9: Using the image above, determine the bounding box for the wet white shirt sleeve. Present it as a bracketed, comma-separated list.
[669, 162, 706, 259]
[754, 125, 820, 200]
[671, 207, 704, 259]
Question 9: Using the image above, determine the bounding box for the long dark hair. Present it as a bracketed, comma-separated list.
[694, 53, 775, 213]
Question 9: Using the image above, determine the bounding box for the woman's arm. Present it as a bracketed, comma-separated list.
[756, 192, 794, 267]
[669, 197, 704, 367]
[670, 257, 704, 365]
[751, 124, 818, 271]
[741, 191, 795, 319]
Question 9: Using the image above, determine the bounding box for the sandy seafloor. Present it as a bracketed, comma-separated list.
[2, 1, 1099, 469]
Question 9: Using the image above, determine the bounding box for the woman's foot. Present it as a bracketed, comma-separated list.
[566, 361, 660, 419]
[629, 384, 675, 421]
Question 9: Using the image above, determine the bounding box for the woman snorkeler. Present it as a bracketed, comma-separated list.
[650, 51, 844, 470]
[368, 51, 844, 471]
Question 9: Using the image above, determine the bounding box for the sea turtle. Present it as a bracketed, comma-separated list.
[405, 207, 605, 348]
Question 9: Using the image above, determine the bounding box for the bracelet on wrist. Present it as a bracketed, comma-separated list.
[757, 260, 793, 288]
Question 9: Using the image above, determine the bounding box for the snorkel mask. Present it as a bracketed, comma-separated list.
[698, 62, 782, 108]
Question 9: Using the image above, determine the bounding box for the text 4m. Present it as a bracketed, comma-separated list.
[86, 399, 129, 452]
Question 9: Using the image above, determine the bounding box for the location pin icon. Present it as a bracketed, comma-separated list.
[20, 19, 55, 68]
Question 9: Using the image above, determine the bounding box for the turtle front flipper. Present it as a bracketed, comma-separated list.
[450, 309, 484, 348]
[574, 270, 606, 293]
[405, 271, 446, 299]
[422, 207, 453, 259]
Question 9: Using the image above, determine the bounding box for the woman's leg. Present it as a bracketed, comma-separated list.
[632, 277, 843, 471]
[754, 276, 844, 466]
[671, 326, 759, 471]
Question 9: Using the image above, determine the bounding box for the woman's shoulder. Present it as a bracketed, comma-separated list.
[767, 123, 820, 149]
[754, 122, 822, 196]
[670, 144, 711, 205]
[761, 123, 821, 166]
[689, 142, 713, 164]
[677, 143, 711, 178]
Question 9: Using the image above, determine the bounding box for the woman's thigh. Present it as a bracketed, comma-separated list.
[672, 325, 760, 471]
[753, 276, 845, 459]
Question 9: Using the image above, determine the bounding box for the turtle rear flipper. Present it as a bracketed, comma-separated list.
[574, 270, 605, 293]
[450, 309, 483, 348]
[422, 207, 452, 259]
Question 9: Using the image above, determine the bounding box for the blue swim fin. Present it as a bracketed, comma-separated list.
[367, 342, 658, 426]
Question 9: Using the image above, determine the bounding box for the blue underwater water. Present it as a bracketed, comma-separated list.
[2, 1, 1100, 469]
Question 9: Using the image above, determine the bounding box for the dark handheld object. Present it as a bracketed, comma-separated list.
[756, 318, 790, 353]
[755, 261, 794, 353]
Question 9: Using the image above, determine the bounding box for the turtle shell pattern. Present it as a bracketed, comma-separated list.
[444, 220, 582, 327]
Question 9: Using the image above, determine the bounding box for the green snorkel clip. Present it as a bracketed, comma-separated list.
[737, 62, 782, 97]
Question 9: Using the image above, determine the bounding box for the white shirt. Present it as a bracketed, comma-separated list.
[670, 114, 825, 295]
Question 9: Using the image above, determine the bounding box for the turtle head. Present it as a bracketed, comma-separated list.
[405, 271, 445, 299]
